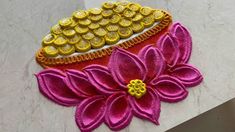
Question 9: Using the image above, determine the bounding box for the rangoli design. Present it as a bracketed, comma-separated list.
[35, 1, 203, 131]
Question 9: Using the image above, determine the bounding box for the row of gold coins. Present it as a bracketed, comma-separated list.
[41, 1, 165, 57]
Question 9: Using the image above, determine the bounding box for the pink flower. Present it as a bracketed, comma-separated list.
[157, 23, 203, 87]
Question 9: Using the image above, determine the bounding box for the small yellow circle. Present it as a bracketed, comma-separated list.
[63, 29, 76, 37]
[58, 44, 75, 56]
[69, 19, 78, 28]
[106, 24, 119, 32]
[132, 13, 143, 22]
[73, 10, 88, 19]
[67, 35, 81, 45]
[90, 37, 105, 49]
[142, 15, 155, 27]
[102, 1, 115, 9]
[132, 22, 144, 33]
[82, 32, 95, 40]
[42, 34, 57, 46]
[153, 10, 164, 21]
[99, 18, 110, 26]
[88, 23, 100, 30]
[59, 18, 72, 27]
[113, 5, 125, 13]
[105, 32, 120, 45]
[116, 1, 130, 7]
[128, 3, 141, 12]
[102, 9, 113, 18]
[118, 27, 133, 39]
[93, 27, 107, 37]
[43, 46, 59, 57]
[119, 18, 132, 27]
[75, 25, 89, 34]
[89, 14, 103, 21]
[123, 9, 136, 18]
[110, 14, 121, 24]
[89, 8, 102, 15]
[75, 39, 91, 52]
[54, 36, 67, 46]
[140, 7, 153, 16]
[78, 19, 91, 26]
[51, 24, 63, 35]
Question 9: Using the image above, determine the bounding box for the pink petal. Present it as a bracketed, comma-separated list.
[65, 70, 98, 98]
[157, 33, 180, 67]
[75, 96, 106, 132]
[170, 22, 192, 63]
[151, 75, 188, 103]
[129, 88, 160, 124]
[105, 92, 133, 131]
[84, 65, 121, 95]
[138, 45, 166, 81]
[108, 47, 147, 87]
[170, 64, 203, 87]
[36, 69, 81, 106]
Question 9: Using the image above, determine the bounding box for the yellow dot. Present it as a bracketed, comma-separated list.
[58, 44, 75, 56]
[42, 34, 56, 46]
[43, 46, 59, 57]
[54, 36, 67, 46]
[73, 10, 88, 19]
[75, 39, 91, 52]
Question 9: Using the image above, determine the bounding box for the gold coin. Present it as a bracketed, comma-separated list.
[69, 18, 78, 28]
[110, 14, 121, 24]
[67, 35, 81, 44]
[102, 1, 115, 9]
[89, 14, 103, 21]
[43, 46, 59, 57]
[59, 18, 72, 27]
[58, 44, 75, 55]
[90, 37, 105, 49]
[118, 27, 133, 39]
[93, 27, 107, 37]
[105, 32, 120, 45]
[82, 32, 95, 40]
[42, 34, 57, 46]
[106, 24, 119, 32]
[131, 22, 144, 33]
[119, 18, 132, 27]
[51, 24, 63, 35]
[63, 29, 76, 37]
[113, 5, 125, 13]
[140, 7, 153, 16]
[54, 36, 67, 46]
[89, 8, 102, 15]
[123, 8, 136, 18]
[78, 19, 91, 26]
[99, 18, 110, 26]
[153, 10, 164, 21]
[132, 13, 143, 22]
[75, 39, 91, 52]
[102, 9, 113, 18]
[116, 1, 130, 7]
[142, 15, 155, 27]
[73, 10, 88, 19]
[75, 25, 89, 34]
[88, 23, 100, 30]
[128, 3, 141, 12]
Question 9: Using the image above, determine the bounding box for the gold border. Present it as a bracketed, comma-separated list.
[36, 11, 172, 67]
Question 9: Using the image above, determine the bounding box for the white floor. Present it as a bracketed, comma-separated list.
[0, 0, 235, 132]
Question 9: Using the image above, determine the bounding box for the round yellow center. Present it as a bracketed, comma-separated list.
[127, 79, 146, 99]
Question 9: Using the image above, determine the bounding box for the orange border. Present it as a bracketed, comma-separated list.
[36, 11, 172, 69]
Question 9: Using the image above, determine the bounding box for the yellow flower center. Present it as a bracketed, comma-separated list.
[127, 79, 146, 99]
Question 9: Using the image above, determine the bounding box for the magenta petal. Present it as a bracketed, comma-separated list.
[170, 64, 203, 87]
[108, 47, 147, 87]
[138, 45, 166, 81]
[151, 75, 188, 103]
[36, 69, 80, 106]
[65, 70, 98, 98]
[170, 22, 192, 63]
[157, 33, 180, 67]
[129, 88, 160, 124]
[84, 65, 121, 95]
[75, 96, 106, 132]
[105, 92, 133, 131]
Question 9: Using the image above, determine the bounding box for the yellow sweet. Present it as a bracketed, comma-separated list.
[89, 8, 102, 15]
[67, 35, 81, 45]
[116, 1, 130, 7]
[54, 36, 67, 46]
[88, 23, 100, 30]
[153, 10, 165, 21]
[110, 14, 121, 24]
[105, 32, 120, 45]
[62, 29, 76, 37]
[93, 27, 107, 37]
[51, 24, 63, 35]
[59, 18, 72, 28]
[75, 39, 91, 52]
[118, 27, 133, 39]
[89, 14, 103, 21]
[102, 9, 113, 18]
[128, 3, 141, 12]
[132, 13, 143, 22]
[102, 1, 115, 9]
[99, 18, 110, 26]
[90, 37, 105, 49]
[82, 32, 95, 40]
[142, 15, 155, 27]
[69, 18, 79, 28]
[43, 46, 59, 57]
[140, 7, 153, 16]
[119, 18, 132, 27]
[42, 34, 57, 46]
[113, 5, 125, 13]
[58, 44, 75, 55]
[73, 10, 88, 19]
[75, 25, 89, 34]
[78, 19, 91, 26]
[123, 8, 136, 18]
[106, 24, 119, 32]
[132, 22, 144, 33]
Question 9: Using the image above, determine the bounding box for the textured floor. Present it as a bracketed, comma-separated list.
[0, 0, 235, 132]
